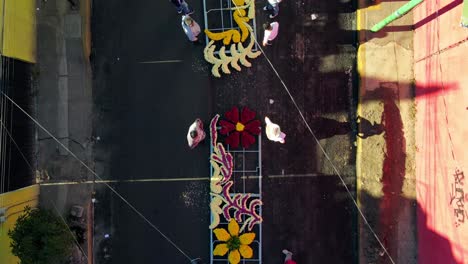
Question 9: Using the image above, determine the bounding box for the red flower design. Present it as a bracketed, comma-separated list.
[219, 107, 261, 149]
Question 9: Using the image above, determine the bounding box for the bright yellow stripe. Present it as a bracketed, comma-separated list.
[0, 0, 4, 50]
[2, 0, 36, 63]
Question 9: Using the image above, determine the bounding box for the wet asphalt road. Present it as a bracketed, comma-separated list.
[91, 0, 357, 263]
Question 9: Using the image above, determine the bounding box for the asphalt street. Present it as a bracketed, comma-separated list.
[91, 0, 358, 263]
[91, 1, 212, 263]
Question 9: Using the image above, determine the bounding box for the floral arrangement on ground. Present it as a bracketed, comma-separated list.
[203, 0, 261, 77]
[209, 113, 263, 263]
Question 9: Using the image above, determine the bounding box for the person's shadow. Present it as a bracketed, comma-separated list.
[356, 116, 384, 139]
[310, 117, 352, 140]
[308, 116, 383, 140]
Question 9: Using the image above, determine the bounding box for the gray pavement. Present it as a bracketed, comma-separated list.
[36, 0, 93, 181]
[35, 0, 94, 261]
[91, 0, 358, 263]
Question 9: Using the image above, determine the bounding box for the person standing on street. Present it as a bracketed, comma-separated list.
[181, 15, 201, 43]
[263, 0, 282, 18]
[170, 0, 194, 15]
[262, 22, 279, 46]
[187, 119, 206, 149]
[265, 116, 286, 143]
[282, 249, 297, 264]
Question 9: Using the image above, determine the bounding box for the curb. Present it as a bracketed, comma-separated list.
[355, 3, 365, 262]
[81, 0, 92, 60]
[87, 200, 94, 264]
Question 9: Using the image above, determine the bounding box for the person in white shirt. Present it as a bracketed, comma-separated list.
[262, 22, 279, 46]
[181, 15, 201, 42]
[263, 0, 282, 18]
[265, 117, 286, 144]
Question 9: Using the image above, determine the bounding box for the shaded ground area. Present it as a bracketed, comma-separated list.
[91, 0, 357, 263]
[263, 176, 356, 263]
[0, 58, 35, 191]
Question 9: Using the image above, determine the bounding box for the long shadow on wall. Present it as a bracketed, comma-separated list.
[360, 87, 409, 264]
[308, 116, 383, 140]
[380, 87, 406, 263]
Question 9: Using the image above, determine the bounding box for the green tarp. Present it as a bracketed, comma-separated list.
[462, 0, 468, 27]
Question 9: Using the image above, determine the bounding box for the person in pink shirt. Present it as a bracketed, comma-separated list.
[182, 15, 201, 43]
[187, 119, 206, 149]
[262, 22, 279, 46]
[283, 249, 297, 264]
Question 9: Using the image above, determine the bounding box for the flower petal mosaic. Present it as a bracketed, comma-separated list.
[209, 112, 262, 263]
[203, 0, 261, 77]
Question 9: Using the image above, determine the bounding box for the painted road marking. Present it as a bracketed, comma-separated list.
[138, 60, 182, 64]
[39, 173, 324, 186]
[269, 173, 321, 178]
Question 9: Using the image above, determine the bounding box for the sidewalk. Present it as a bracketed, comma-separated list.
[35, 0, 94, 262]
[356, 1, 417, 263]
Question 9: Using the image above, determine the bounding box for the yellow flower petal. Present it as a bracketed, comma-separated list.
[235, 122, 245, 132]
[228, 249, 241, 264]
[239, 244, 253, 258]
[213, 243, 229, 256]
[239, 232, 256, 245]
[228, 219, 240, 236]
[213, 228, 231, 241]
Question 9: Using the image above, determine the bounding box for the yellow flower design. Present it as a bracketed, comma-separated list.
[213, 219, 256, 264]
[204, 8, 250, 45]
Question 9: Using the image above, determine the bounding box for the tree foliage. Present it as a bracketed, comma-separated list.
[8, 206, 74, 264]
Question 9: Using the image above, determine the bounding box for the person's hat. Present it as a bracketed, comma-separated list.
[265, 117, 281, 139]
[184, 16, 193, 25]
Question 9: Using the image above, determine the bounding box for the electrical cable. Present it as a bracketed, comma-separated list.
[0, 91, 193, 261]
[7, 57, 14, 192]
[0, 119, 34, 174]
[0, 3, 400, 262]
[0, 57, 5, 236]
[0, 57, 8, 237]
[49, 197, 89, 262]
[0, 118, 89, 261]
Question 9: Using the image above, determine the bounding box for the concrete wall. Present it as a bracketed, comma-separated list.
[413, 0, 468, 263]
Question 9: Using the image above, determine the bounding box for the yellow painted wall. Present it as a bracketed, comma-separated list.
[0, 185, 40, 264]
[0, 0, 4, 50]
[0, 0, 36, 63]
